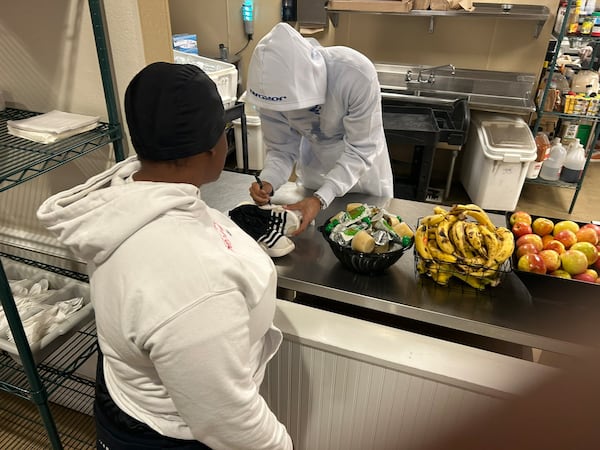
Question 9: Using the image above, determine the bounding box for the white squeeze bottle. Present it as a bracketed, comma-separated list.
[539, 137, 567, 181]
[560, 139, 586, 182]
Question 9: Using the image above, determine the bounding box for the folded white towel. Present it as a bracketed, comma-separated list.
[8, 122, 99, 144]
[8, 110, 99, 133]
[7, 109, 100, 144]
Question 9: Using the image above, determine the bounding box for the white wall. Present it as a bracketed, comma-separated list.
[0, 0, 149, 260]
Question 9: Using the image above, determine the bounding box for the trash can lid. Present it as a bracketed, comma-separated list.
[476, 115, 537, 162]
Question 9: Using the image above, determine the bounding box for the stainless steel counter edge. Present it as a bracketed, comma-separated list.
[276, 277, 588, 357]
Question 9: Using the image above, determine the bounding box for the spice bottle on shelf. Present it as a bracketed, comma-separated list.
[585, 0, 596, 15]
[555, 2, 568, 33]
[535, 132, 552, 160]
[527, 132, 552, 179]
[567, 0, 581, 33]
[539, 138, 568, 181]
[560, 139, 586, 182]
[581, 15, 594, 34]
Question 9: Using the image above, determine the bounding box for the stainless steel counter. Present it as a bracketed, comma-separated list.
[203, 171, 599, 356]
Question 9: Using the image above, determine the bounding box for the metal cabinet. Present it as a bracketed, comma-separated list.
[0, 1, 123, 448]
[530, 0, 598, 213]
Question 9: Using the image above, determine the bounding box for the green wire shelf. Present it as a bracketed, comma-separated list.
[0, 252, 94, 404]
[0, 252, 89, 283]
[0, 321, 96, 402]
[524, 176, 578, 189]
[0, 108, 122, 193]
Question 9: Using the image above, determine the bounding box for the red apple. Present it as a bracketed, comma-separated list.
[539, 249, 561, 272]
[575, 227, 599, 245]
[570, 241, 599, 265]
[541, 234, 554, 247]
[512, 221, 533, 238]
[553, 229, 577, 249]
[573, 269, 598, 283]
[532, 217, 554, 236]
[593, 254, 600, 272]
[516, 243, 540, 259]
[543, 239, 566, 254]
[581, 223, 600, 240]
[550, 269, 571, 279]
[518, 253, 547, 274]
[510, 211, 532, 226]
[560, 250, 589, 275]
[516, 233, 544, 252]
[553, 220, 580, 235]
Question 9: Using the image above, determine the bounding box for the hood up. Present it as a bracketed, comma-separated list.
[247, 23, 326, 111]
[36, 156, 202, 265]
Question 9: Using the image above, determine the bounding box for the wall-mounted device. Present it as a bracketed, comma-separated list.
[242, 0, 254, 39]
[282, 0, 297, 22]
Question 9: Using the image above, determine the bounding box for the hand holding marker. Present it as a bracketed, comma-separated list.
[255, 175, 271, 204]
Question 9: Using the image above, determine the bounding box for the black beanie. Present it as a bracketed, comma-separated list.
[124, 62, 226, 161]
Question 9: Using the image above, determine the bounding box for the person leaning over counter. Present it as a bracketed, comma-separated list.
[37, 63, 292, 450]
[247, 22, 394, 234]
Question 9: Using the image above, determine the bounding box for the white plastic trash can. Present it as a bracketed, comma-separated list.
[460, 112, 537, 211]
[233, 115, 265, 171]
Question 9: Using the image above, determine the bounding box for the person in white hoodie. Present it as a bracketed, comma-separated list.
[247, 23, 394, 234]
[37, 62, 292, 450]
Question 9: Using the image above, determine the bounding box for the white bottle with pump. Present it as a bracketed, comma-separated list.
[560, 139, 586, 182]
[539, 137, 567, 181]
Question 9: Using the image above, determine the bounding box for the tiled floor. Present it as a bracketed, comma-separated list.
[0, 391, 94, 449]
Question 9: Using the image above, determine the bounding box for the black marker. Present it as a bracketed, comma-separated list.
[254, 175, 271, 204]
[254, 175, 263, 190]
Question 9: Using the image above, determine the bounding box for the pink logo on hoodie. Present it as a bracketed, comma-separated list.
[214, 222, 233, 250]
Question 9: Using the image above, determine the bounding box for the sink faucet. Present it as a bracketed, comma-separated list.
[405, 64, 456, 84]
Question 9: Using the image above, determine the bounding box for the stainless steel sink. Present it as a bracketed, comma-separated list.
[375, 63, 537, 114]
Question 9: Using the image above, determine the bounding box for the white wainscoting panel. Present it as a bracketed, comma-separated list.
[262, 300, 556, 450]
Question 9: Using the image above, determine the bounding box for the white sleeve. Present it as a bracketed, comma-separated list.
[145, 291, 292, 450]
[258, 109, 301, 193]
[317, 69, 383, 206]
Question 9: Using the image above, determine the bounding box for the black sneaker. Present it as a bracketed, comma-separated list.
[229, 204, 301, 257]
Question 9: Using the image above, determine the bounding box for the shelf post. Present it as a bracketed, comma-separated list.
[569, 120, 600, 213]
[88, 0, 125, 162]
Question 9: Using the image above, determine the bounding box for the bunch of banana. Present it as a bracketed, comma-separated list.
[415, 204, 515, 289]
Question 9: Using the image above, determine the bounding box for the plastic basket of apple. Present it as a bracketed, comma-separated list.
[414, 204, 514, 290]
[507, 211, 600, 285]
[320, 203, 414, 275]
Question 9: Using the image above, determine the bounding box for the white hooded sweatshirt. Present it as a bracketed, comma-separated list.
[37, 156, 292, 450]
[247, 23, 393, 208]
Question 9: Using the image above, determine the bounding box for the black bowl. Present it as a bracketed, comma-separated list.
[320, 219, 413, 275]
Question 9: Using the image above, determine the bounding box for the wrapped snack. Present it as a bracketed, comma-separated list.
[325, 203, 414, 254]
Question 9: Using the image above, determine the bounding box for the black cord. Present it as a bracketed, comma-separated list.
[234, 37, 252, 56]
